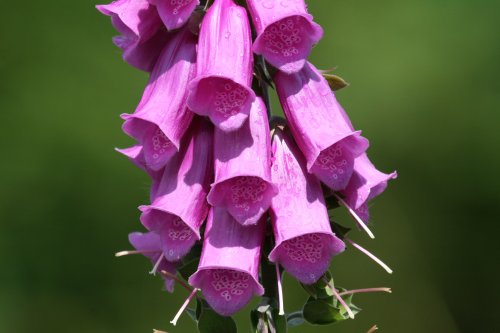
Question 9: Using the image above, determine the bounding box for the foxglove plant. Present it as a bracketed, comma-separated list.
[99, 0, 397, 332]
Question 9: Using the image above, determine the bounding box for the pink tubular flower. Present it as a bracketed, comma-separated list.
[97, 0, 169, 72]
[269, 129, 345, 284]
[121, 27, 197, 171]
[128, 231, 177, 292]
[189, 207, 265, 316]
[148, 0, 199, 30]
[247, 0, 323, 74]
[140, 118, 213, 262]
[207, 98, 277, 226]
[187, 0, 256, 132]
[275, 62, 369, 191]
[341, 154, 397, 222]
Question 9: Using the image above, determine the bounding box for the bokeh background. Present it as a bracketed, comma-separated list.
[1, 1, 499, 332]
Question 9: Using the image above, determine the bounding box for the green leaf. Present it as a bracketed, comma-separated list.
[322, 73, 349, 91]
[300, 271, 335, 299]
[302, 294, 362, 325]
[197, 301, 237, 333]
[286, 311, 305, 328]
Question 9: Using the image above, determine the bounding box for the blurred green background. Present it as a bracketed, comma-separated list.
[1, 0, 499, 332]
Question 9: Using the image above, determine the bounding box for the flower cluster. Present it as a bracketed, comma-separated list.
[98, 0, 396, 328]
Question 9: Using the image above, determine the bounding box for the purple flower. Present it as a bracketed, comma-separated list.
[268, 129, 345, 284]
[187, 0, 256, 131]
[148, 0, 199, 30]
[189, 207, 265, 316]
[121, 27, 197, 171]
[128, 231, 177, 292]
[341, 154, 397, 222]
[275, 62, 369, 191]
[207, 98, 277, 226]
[140, 118, 213, 262]
[97, 0, 169, 72]
[247, 0, 323, 74]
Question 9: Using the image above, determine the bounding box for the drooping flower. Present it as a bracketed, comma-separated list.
[140, 118, 213, 262]
[189, 207, 265, 316]
[128, 231, 178, 292]
[187, 0, 255, 131]
[275, 62, 369, 191]
[148, 0, 200, 30]
[207, 98, 277, 226]
[121, 27, 197, 171]
[341, 154, 397, 222]
[247, 0, 323, 74]
[97, 0, 169, 72]
[268, 129, 345, 284]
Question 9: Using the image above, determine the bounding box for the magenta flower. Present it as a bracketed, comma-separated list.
[275, 62, 369, 191]
[140, 118, 213, 262]
[97, 0, 169, 72]
[268, 129, 345, 284]
[187, 0, 255, 131]
[207, 98, 277, 226]
[247, 0, 323, 74]
[189, 207, 265, 316]
[148, 0, 199, 30]
[341, 154, 397, 222]
[128, 231, 177, 292]
[121, 27, 197, 171]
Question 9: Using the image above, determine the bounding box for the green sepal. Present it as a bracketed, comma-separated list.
[322, 73, 349, 91]
[286, 311, 305, 328]
[300, 271, 335, 299]
[302, 294, 361, 325]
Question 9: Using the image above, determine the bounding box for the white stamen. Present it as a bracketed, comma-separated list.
[346, 239, 393, 274]
[170, 288, 199, 326]
[333, 193, 375, 239]
[150, 253, 164, 275]
[339, 287, 392, 296]
[329, 283, 355, 319]
[115, 249, 158, 257]
[275, 263, 285, 315]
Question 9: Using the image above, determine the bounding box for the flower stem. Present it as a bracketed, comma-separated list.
[339, 287, 392, 297]
[367, 325, 379, 333]
[115, 249, 158, 257]
[333, 193, 375, 239]
[170, 288, 199, 326]
[160, 270, 193, 293]
[346, 238, 393, 274]
[324, 278, 355, 319]
[149, 253, 164, 275]
[275, 263, 285, 315]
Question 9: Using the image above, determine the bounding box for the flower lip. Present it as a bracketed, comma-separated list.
[187, 75, 256, 132]
[253, 14, 323, 74]
[269, 232, 345, 284]
[207, 175, 278, 226]
[309, 131, 370, 191]
[189, 267, 264, 316]
[139, 206, 200, 262]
